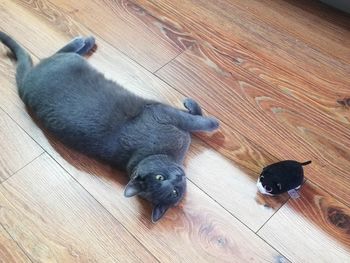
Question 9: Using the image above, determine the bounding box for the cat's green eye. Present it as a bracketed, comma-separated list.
[155, 174, 164, 181]
[172, 189, 178, 197]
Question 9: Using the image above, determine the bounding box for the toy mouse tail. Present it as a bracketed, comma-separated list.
[300, 160, 312, 166]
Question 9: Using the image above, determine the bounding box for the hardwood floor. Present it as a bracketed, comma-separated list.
[259, 181, 350, 262]
[0, 224, 30, 262]
[0, 109, 43, 182]
[0, 0, 349, 262]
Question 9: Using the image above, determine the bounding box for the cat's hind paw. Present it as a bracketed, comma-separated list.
[77, 36, 96, 56]
[57, 36, 96, 55]
[183, 98, 203, 116]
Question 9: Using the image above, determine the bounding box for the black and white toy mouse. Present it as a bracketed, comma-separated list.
[257, 160, 311, 196]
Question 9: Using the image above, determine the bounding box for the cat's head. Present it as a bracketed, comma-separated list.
[124, 156, 186, 222]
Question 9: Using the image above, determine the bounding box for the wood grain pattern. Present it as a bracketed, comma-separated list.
[140, 1, 350, 124]
[0, 225, 30, 263]
[44, 141, 286, 262]
[0, 55, 285, 262]
[188, 140, 288, 230]
[259, 181, 350, 262]
[12, 0, 187, 72]
[202, 0, 350, 64]
[137, 0, 350, 85]
[0, 0, 288, 231]
[0, 0, 349, 261]
[0, 78, 288, 262]
[1, 0, 181, 71]
[156, 43, 350, 205]
[0, 108, 43, 182]
[0, 2, 290, 261]
[227, 0, 350, 64]
[133, 1, 350, 209]
[0, 154, 157, 262]
[136, 0, 350, 125]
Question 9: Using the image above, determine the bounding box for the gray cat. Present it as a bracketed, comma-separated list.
[0, 32, 219, 222]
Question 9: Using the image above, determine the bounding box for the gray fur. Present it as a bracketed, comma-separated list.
[0, 32, 32, 88]
[0, 33, 219, 222]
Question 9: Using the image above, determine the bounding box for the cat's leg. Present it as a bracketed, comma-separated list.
[163, 107, 219, 132]
[183, 98, 203, 116]
[56, 36, 95, 55]
[181, 114, 219, 132]
[75, 36, 96, 55]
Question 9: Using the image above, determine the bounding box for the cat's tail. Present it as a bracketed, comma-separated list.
[0, 31, 32, 88]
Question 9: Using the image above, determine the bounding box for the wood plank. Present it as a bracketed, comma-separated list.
[0, 108, 43, 182]
[0, 0, 93, 58]
[137, 0, 350, 79]
[230, 0, 350, 63]
[188, 141, 288, 230]
[135, 0, 350, 124]
[0, 154, 157, 262]
[11, 0, 189, 72]
[0, 225, 30, 263]
[156, 43, 350, 206]
[1, 0, 347, 260]
[202, 0, 350, 64]
[0, 0, 288, 231]
[259, 181, 350, 262]
[286, 0, 350, 30]
[44, 142, 286, 262]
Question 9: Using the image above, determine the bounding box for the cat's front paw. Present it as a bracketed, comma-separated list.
[207, 117, 220, 131]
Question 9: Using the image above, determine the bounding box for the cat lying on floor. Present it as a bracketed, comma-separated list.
[0, 32, 219, 222]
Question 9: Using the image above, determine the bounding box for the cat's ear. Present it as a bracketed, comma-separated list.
[124, 180, 142, 197]
[152, 203, 170, 223]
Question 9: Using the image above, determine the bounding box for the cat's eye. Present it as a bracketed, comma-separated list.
[172, 189, 178, 197]
[155, 174, 164, 181]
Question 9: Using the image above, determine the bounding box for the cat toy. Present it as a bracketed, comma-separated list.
[257, 160, 311, 199]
